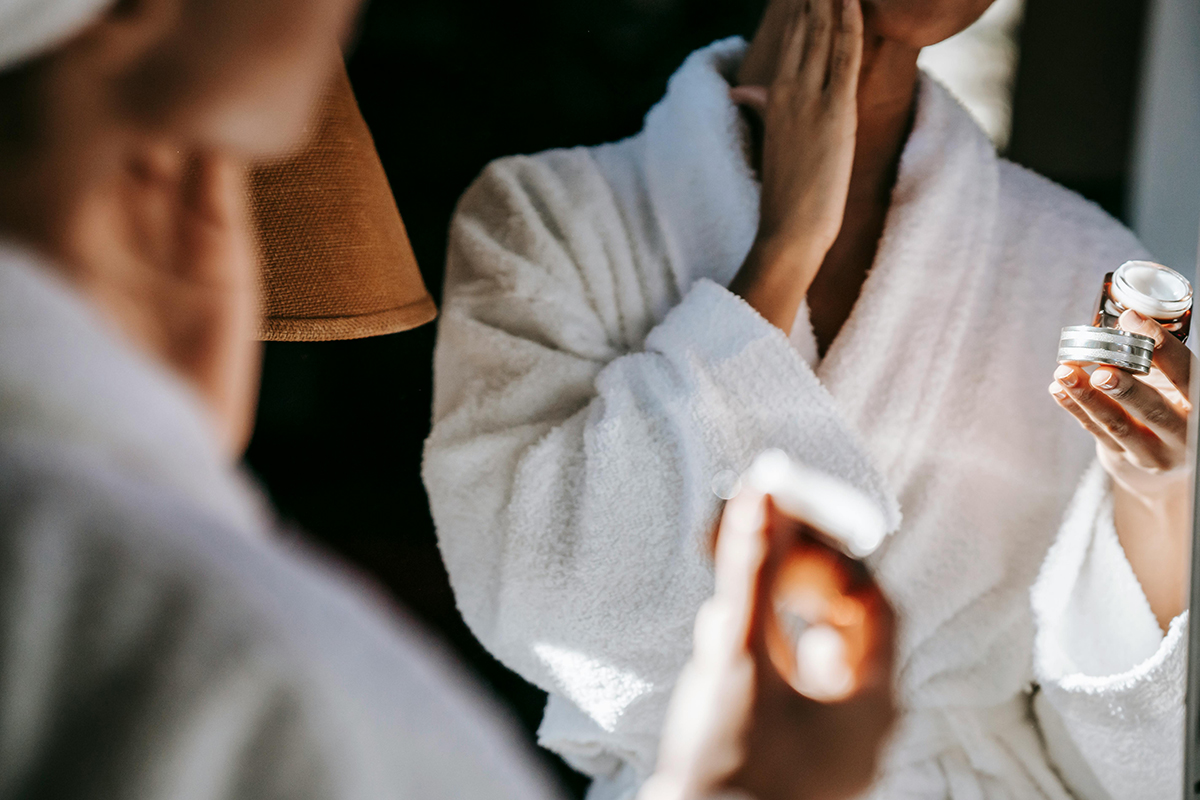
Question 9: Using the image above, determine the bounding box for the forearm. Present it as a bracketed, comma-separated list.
[727, 236, 825, 333]
[1112, 473, 1190, 630]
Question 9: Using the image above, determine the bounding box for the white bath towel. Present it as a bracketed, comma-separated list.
[424, 37, 1156, 799]
[0, 0, 112, 70]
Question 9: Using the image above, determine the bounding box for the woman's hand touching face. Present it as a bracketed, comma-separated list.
[1050, 309, 1194, 628]
[728, 0, 864, 333]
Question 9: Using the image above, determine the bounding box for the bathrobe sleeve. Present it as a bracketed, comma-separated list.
[1031, 462, 1186, 800]
[423, 151, 897, 781]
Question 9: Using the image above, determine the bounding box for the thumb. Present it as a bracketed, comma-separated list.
[1118, 308, 1192, 397]
[729, 85, 769, 118]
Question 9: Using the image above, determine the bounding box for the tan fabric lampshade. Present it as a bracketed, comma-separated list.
[249, 64, 436, 342]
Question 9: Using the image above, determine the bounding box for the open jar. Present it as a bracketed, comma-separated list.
[740, 451, 889, 702]
[1095, 260, 1192, 342]
[1058, 260, 1192, 376]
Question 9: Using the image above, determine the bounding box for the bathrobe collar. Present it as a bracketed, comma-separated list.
[641, 36, 1000, 485]
[0, 243, 265, 534]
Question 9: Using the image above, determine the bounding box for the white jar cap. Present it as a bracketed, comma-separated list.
[1111, 260, 1193, 320]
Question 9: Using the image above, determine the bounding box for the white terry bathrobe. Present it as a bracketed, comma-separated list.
[0, 243, 562, 799]
[424, 37, 1181, 799]
[1030, 462, 1187, 800]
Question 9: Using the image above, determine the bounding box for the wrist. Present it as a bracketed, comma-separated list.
[728, 235, 827, 332]
[748, 230, 829, 272]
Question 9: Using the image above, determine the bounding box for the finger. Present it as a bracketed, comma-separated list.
[1048, 381, 1124, 452]
[712, 485, 772, 649]
[776, 0, 810, 79]
[729, 85, 769, 118]
[827, 0, 863, 100]
[1089, 366, 1188, 446]
[850, 581, 895, 692]
[800, 0, 836, 91]
[1054, 365, 1173, 470]
[1119, 310, 1192, 400]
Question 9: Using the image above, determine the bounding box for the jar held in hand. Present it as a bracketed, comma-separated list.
[1058, 260, 1193, 375]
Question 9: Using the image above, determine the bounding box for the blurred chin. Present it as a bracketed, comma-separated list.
[862, 0, 993, 48]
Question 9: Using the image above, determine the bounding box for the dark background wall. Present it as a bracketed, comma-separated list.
[1008, 0, 1150, 220]
[244, 0, 1150, 795]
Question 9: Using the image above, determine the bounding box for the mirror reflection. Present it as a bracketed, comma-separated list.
[0, 1, 1197, 799]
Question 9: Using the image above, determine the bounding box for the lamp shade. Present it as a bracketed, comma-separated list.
[249, 64, 436, 342]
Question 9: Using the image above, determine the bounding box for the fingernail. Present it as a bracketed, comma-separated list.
[1119, 309, 1153, 335]
[1092, 369, 1119, 390]
[1049, 383, 1067, 398]
[1053, 365, 1077, 387]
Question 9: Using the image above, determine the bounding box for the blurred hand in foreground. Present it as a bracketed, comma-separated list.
[641, 472, 897, 800]
[727, 0, 863, 333]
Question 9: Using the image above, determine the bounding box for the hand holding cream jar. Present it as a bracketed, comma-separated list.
[1058, 260, 1193, 376]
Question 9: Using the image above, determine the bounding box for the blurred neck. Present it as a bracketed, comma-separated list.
[0, 61, 126, 277]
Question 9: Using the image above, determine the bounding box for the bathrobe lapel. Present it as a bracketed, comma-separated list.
[641, 37, 998, 518]
[641, 38, 761, 300]
[818, 78, 1000, 491]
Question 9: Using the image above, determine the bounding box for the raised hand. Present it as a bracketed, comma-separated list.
[728, 0, 864, 333]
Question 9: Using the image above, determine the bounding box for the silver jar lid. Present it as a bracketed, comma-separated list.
[1058, 325, 1155, 375]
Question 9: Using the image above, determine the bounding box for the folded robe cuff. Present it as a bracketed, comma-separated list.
[1032, 461, 1186, 800]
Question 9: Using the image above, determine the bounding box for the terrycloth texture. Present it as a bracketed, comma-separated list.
[424, 37, 1151, 799]
[0, 0, 111, 69]
[0, 244, 559, 800]
[1031, 462, 1186, 800]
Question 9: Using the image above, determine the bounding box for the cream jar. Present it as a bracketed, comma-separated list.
[1058, 261, 1192, 375]
[1096, 260, 1192, 341]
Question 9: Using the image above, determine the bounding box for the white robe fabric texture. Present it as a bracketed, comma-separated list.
[424, 37, 1182, 800]
[1031, 463, 1187, 800]
[0, 245, 560, 800]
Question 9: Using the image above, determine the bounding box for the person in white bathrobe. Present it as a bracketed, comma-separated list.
[423, 0, 1182, 796]
[0, 0, 899, 798]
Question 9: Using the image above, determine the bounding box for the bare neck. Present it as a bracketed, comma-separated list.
[737, 21, 920, 354]
[848, 35, 920, 203]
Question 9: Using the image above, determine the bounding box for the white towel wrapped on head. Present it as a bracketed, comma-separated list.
[0, 0, 112, 69]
